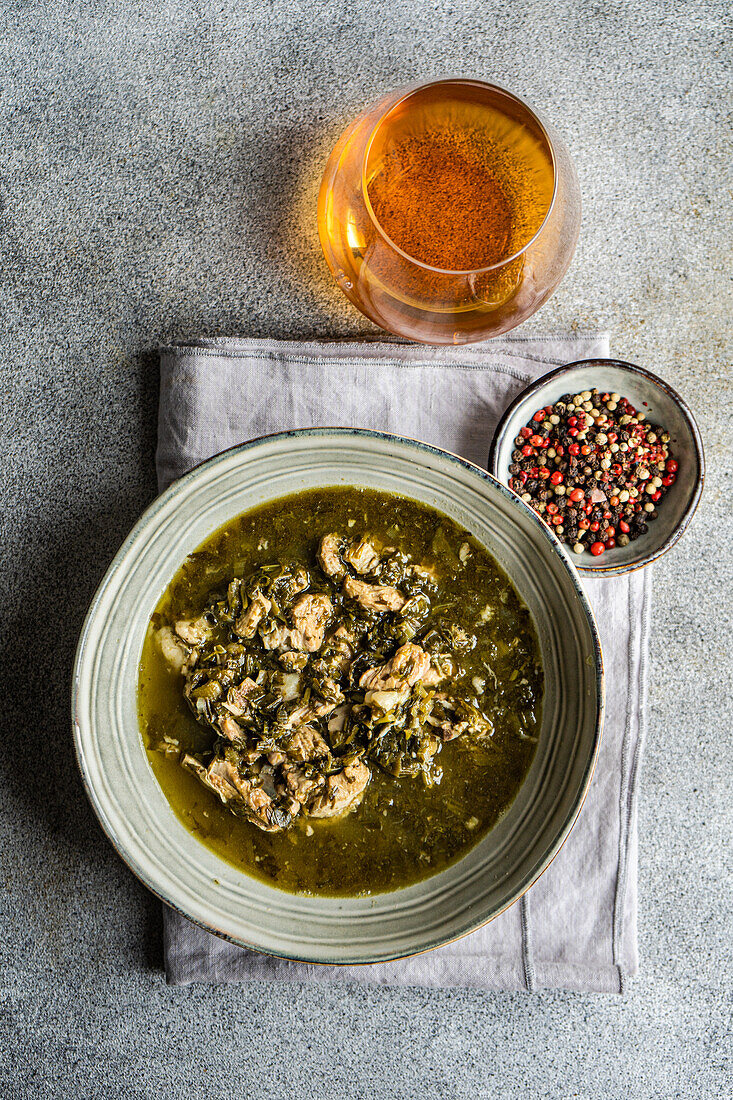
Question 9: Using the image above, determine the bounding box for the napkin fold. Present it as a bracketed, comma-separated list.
[157, 333, 650, 994]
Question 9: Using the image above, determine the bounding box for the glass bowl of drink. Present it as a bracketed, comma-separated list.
[318, 78, 581, 345]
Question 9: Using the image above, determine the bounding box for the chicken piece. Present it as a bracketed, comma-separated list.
[267, 750, 286, 766]
[241, 785, 285, 831]
[317, 533, 346, 581]
[174, 617, 210, 646]
[261, 593, 332, 655]
[281, 762, 325, 804]
[156, 626, 189, 672]
[224, 676, 260, 716]
[181, 755, 240, 801]
[360, 643, 432, 691]
[344, 538, 380, 574]
[182, 755, 284, 832]
[285, 725, 330, 763]
[395, 643, 435, 684]
[343, 575, 406, 613]
[207, 759, 247, 802]
[234, 592, 272, 639]
[307, 762, 370, 819]
[261, 623, 291, 651]
[218, 716, 245, 742]
[262, 616, 331, 656]
[289, 593, 332, 652]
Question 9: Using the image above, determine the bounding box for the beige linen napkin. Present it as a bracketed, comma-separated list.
[157, 333, 650, 993]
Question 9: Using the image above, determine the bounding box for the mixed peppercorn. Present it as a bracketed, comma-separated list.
[508, 388, 678, 557]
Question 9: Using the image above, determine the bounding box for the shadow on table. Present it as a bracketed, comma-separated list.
[236, 118, 355, 314]
[0, 345, 166, 972]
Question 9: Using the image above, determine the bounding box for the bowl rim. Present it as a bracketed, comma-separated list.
[487, 358, 705, 577]
[72, 426, 605, 963]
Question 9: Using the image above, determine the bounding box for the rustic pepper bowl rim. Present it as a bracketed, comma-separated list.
[488, 358, 705, 577]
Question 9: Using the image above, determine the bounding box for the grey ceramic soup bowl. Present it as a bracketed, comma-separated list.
[73, 429, 603, 964]
[489, 358, 704, 577]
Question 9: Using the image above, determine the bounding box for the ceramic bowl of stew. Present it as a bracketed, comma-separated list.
[489, 359, 704, 577]
[72, 428, 603, 964]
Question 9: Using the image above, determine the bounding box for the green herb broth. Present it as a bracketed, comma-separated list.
[138, 486, 543, 896]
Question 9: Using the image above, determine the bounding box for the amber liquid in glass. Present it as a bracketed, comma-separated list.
[318, 79, 579, 343]
[366, 93, 555, 272]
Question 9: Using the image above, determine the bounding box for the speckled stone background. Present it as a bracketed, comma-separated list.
[1, 1, 731, 1096]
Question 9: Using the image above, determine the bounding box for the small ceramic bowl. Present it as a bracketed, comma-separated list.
[489, 359, 704, 576]
[73, 429, 603, 964]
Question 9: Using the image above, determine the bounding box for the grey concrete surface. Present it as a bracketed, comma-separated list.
[1, 1, 731, 1097]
